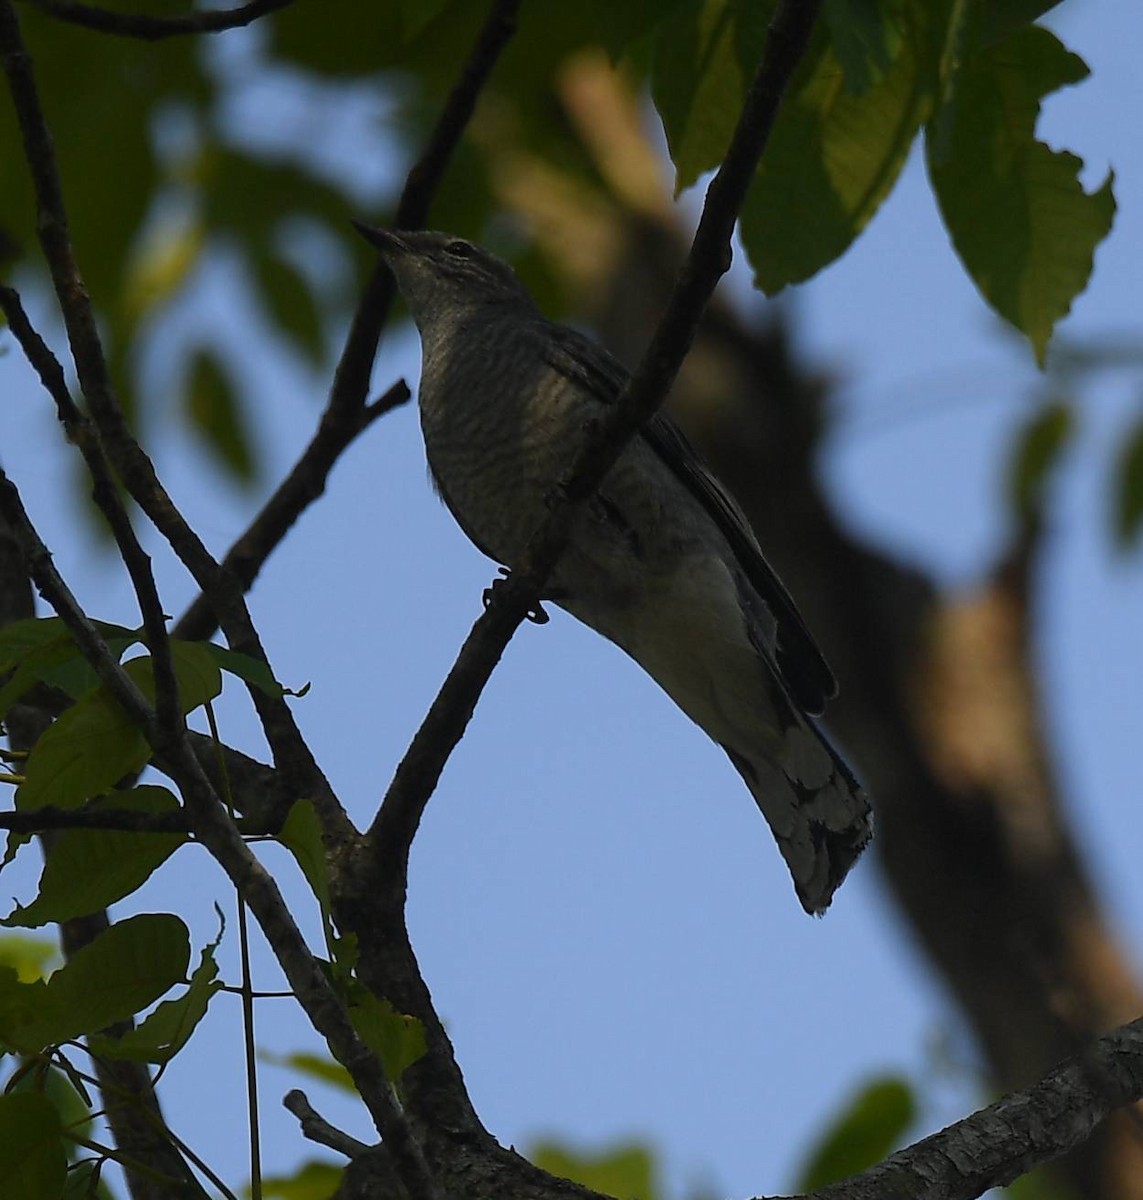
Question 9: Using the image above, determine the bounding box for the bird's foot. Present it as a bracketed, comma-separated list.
[482, 568, 560, 624]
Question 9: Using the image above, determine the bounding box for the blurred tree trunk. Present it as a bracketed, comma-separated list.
[495, 53, 1143, 1200]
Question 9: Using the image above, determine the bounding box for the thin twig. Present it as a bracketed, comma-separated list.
[366, 0, 825, 886]
[0, 284, 182, 738]
[284, 1090, 370, 1160]
[20, 0, 294, 40]
[0, 807, 192, 833]
[175, 0, 523, 644]
[0, 0, 345, 836]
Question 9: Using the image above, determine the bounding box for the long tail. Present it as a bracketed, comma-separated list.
[723, 717, 871, 915]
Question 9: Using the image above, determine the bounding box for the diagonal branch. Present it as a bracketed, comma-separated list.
[0, 283, 181, 739]
[19, 0, 295, 40]
[0, 0, 347, 838]
[366, 0, 825, 890]
[809, 1016, 1143, 1200]
[175, 0, 523, 643]
[0, 467, 440, 1200]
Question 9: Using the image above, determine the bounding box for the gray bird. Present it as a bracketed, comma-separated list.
[356, 225, 871, 913]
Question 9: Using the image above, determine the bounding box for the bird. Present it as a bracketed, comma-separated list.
[355, 224, 871, 913]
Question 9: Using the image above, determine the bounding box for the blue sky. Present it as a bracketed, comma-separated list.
[2, 2, 1141, 1196]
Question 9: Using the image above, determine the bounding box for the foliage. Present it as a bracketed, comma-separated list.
[0, 0, 1130, 1197]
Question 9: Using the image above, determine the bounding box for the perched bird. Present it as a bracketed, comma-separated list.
[356, 225, 871, 913]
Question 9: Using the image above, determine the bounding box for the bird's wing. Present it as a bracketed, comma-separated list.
[543, 324, 837, 716]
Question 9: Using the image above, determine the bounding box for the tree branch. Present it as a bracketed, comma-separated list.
[0, 283, 181, 738]
[809, 1017, 1143, 1200]
[19, 0, 294, 40]
[365, 0, 825, 893]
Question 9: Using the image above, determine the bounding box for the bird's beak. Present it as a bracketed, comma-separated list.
[350, 220, 407, 258]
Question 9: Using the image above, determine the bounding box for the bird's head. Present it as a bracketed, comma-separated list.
[352, 224, 535, 327]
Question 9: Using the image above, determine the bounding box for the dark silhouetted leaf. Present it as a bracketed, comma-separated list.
[184, 348, 257, 484]
[90, 930, 221, 1064]
[1007, 400, 1074, 522]
[1113, 414, 1143, 549]
[4, 787, 185, 928]
[0, 1092, 66, 1200]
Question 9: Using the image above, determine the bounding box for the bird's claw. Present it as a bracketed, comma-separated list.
[482, 568, 552, 624]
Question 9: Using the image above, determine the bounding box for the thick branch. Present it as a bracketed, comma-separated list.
[809, 1018, 1143, 1200]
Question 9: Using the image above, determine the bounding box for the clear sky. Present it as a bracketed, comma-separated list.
[1, 3, 1141, 1196]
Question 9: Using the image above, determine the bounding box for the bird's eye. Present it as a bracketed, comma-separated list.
[444, 240, 475, 259]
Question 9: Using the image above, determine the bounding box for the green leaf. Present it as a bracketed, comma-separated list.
[795, 1076, 916, 1190]
[0, 618, 140, 717]
[1006, 399, 1074, 522]
[398, 0, 454, 42]
[17, 690, 149, 813]
[1113, 415, 1143, 549]
[0, 1093, 67, 1200]
[90, 930, 221, 1064]
[0, 934, 57, 981]
[183, 348, 256, 484]
[741, 3, 934, 293]
[0, 914, 190, 1053]
[262, 1050, 354, 1093]
[823, 0, 905, 94]
[590, 0, 689, 60]
[926, 24, 1115, 363]
[651, 0, 773, 192]
[3, 787, 185, 929]
[124, 641, 223, 714]
[278, 800, 332, 926]
[262, 1160, 344, 1200]
[251, 245, 326, 365]
[347, 992, 427, 1085]
[976, 0, 1065, 48]
[53, 914, 190, 1044]
[201, 643, 291, 699]
[529, 1141, 657, 1200]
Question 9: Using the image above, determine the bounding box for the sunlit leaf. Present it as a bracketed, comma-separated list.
[347, 991, 427, 1085]
[741, 3, 933, 293]
[652, 0, 773, 193]
[530, 1140, 657, 1200]
[121, 217, 203, 325]
[262, 1160, 344, 1200]
[927, 23, 1115, 363]
[0, 934, 57, 982]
